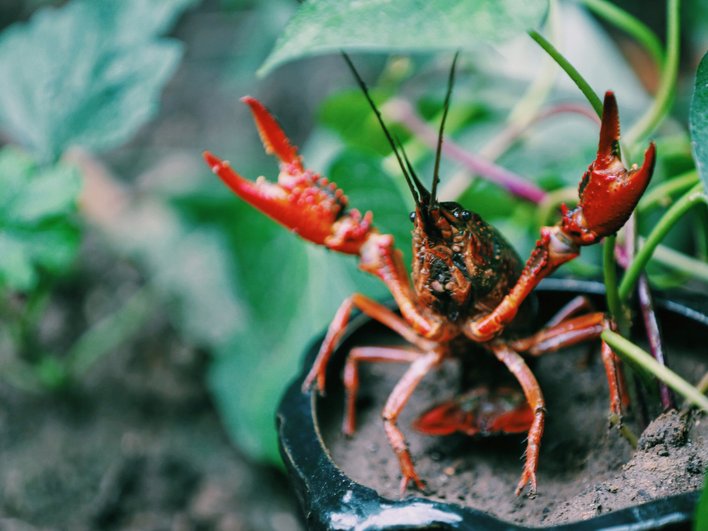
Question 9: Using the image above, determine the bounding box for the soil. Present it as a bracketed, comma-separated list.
[0, 275, 304, 531]
[319, 296, 708, 527]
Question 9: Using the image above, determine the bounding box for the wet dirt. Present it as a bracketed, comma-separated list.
[319, 297, 707, 527]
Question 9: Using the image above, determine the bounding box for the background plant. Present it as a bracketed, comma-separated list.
[0, 0, 196, 389]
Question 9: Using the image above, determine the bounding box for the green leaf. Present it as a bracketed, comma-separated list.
[0, 0, 196, 163]
[690, 52, 708, 189]
[259, 0, 549, 76]
[0, 148, 82, 292]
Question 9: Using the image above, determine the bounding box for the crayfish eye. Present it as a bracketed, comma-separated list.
[460, 209, 472, 221]
[409, 211, 416, 223]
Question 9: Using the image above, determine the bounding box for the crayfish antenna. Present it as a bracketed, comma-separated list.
[430, 51, 460, 210]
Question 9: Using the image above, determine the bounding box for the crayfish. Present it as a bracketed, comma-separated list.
[203, 54, 655, 496]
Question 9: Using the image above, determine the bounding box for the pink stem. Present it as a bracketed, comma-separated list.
[385, 98, 547, 204]
[615, 215, 673, 411]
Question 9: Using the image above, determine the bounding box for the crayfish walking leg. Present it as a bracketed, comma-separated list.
[381, 349, 445, 494]
[342, 346, 423, 435]
[490, 344, 545, 496]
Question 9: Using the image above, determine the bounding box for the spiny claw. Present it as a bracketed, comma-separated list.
[561, 91, 656, 245]
[241, 96, 303, 172]
[204, 98, 375, 255]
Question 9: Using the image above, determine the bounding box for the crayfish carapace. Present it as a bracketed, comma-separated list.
[203, 54, 655, 496]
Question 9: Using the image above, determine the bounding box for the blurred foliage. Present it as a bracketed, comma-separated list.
[0, 0, 194, 388]
[0, 147, 81, 291]
[691, 52, 708, 188]
[0, 0, 195, 163]
[259, 0, 548, 76]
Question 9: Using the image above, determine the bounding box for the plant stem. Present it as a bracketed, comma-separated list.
[638, 170, 700, 212]
[603, 235, 626, 327]
[646, 241, 708, 283]
[602, 330, 708, 412]
[580, 0, 665, 68]
[637, 275, 675, 410]
[537, 186, 578, 226]
[624, 0, 681, 147]
[440, 104, 598, 201]
[384, 98, 547, 203]
[67, 287, 153, 376]
[528, 30, 603, 117]
[619, 183, 707, 301]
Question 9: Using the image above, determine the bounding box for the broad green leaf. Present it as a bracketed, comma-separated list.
[0, 148, 81, 292]
[320, 89, 403, 156]
[690, 52, 708, 189]
[0, 0, 196, 163]
[259, 0, 549, 76]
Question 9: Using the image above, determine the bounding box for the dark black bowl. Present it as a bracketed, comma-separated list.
[277, 279, 706, 530]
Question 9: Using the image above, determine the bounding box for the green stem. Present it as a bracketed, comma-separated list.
[603, 234, 624, 326]
[648, 242, 708, 283]
[624, 0, 681, 147]
[580, 0, 665, 67]
[528, 30, 603, 117]
[638, 170, 700, 212]
[619, 183, 707, 301]
[67, 288, 153, 376]
[602, 330, 708, 412]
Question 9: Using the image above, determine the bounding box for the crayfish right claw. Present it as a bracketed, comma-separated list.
[561, 91, 656, 246]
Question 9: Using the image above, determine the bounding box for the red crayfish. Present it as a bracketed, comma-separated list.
[203, 55, 655, 496]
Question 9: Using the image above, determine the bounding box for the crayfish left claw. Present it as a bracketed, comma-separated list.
[561, 92, 656, 246]
[241, 96, 303, 172]
[205, 98, 377, 256]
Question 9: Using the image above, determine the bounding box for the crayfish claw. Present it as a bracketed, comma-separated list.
[204, 98, 376, 255]
[594, 91, 622, 171]
[561, 92, 656, 246]
[241, 96, 303, 171]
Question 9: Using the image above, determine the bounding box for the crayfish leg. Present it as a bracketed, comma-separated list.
[342, 346, 422, 436]
[302, 294, 436, 394]
[490, 343, 545, 497]
[381, 349, 444, 495]
[509, 312, 628, 416]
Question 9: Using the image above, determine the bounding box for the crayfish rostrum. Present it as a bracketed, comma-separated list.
[203, 56, 655, 496]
